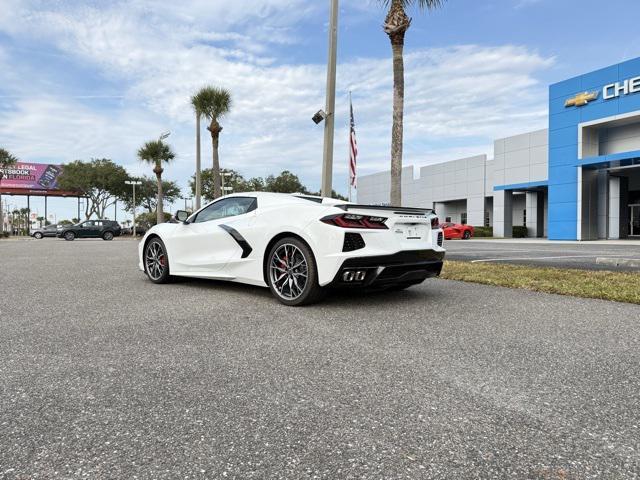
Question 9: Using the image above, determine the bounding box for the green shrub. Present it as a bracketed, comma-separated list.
[473, 226, 493, 237]
[512, 226, 528, 238]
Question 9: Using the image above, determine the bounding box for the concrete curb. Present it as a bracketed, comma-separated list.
[596, 257, 640, 268]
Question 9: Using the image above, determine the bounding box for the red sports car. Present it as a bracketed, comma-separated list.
[442, 222, 474, 240]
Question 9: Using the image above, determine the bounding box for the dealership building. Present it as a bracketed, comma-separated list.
[358, 58, 640, 240]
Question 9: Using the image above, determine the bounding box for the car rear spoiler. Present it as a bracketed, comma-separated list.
[335, 204, 434, 215]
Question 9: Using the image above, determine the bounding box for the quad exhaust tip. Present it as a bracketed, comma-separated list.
[342, 270, 366, 282]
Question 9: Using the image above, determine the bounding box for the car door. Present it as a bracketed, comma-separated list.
[167, 197, 258, 276]
[78, 221, 96, 238]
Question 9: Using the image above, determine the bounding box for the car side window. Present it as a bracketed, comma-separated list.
[82, 221, 93, 228]
[194, 197, 257, 223]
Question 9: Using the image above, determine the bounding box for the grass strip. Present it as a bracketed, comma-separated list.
[441, 260, 640, 305]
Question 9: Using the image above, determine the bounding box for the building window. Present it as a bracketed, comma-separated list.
[445, 216, 452, 223]
[523, 209, 527, 226]
[461, 213, 467, 225]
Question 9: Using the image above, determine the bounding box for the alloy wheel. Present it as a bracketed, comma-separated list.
[145, 241, 167, 281]
[269, 243, 309, 300]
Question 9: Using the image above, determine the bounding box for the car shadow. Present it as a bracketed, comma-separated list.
[169, 275, 433, 308]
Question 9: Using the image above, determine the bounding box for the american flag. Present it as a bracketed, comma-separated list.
[349, 95, 358, 188]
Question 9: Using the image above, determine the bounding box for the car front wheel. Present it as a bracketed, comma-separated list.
[144, 238, 171, 284]
[103, 231, 114, 241]
[267, 237, 324, 306]
[34, 232, 43, 239]
[64, 231, 75, 241]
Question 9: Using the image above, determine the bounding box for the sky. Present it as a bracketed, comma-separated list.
[1, 0, 640, 222]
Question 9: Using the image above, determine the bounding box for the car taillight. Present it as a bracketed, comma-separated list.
[321, 213, 388, 229]
[431, 217, 440, 229]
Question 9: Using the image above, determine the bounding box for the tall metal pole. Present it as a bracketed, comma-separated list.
[195, 114, 202, 210]
[132, 183, 137, 238]
[321, 0, 339, 198]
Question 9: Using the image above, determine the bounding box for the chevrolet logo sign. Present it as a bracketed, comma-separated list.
[565, 91, 599, 108]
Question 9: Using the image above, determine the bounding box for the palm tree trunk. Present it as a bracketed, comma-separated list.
[385, 0, 410, 207]
[195, 113, 202, 210]
[210, 119, 222, 199]
[390, 38, 405, 207]
[155, 164, 164, 225]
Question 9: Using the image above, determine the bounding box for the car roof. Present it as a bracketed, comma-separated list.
[220, 191, 347, 207]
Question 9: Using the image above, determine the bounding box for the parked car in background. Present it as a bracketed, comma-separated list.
[442, 222, 474, 240]
[57, 220, 122, 241]
[31, 224, 59, 239]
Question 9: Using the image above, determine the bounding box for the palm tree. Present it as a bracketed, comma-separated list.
[0, 148, 18, 233]
[137, 140, 176, 225]
[191, 86, 232, 199]
[379, 0, 445, 206]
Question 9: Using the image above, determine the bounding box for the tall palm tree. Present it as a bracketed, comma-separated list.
[379, 0, 445, 206]
[0, 148, 18, 234]
[190, 95, 203, 210]
[137, 140, 176, 225]
[191, 86, 232, 199]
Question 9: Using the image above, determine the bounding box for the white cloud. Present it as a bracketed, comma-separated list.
[0, 0, 554, 195]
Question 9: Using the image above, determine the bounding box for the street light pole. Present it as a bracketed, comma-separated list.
[195, 115, 202, 211]
[125, 180, 142, 237]
[321, 0, 339, 198]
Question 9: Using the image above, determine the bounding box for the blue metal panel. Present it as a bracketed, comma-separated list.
[493, 180, 548, 191]
[579, 64, 619, 91]
[548, 221, 577, 240]
[549, 144, 578, 166]
[549, 77, 581, 101]
[550, 110, 581, 130]
[548, 182, 578, 203]
[548, 201, 577, 222]
[618, 57, 640, 78]
[549, 126, 578, 148]
[618, 92, 640, 115]
[580, 99, 619, 122]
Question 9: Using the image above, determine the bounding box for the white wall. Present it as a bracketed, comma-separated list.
[600, 122, 640, 156]
[493, 129, 548, 187]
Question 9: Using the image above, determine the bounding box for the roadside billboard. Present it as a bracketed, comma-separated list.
[0, 162, 63, 191]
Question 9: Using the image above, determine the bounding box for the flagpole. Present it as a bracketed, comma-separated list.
[348, 91, 352, 203]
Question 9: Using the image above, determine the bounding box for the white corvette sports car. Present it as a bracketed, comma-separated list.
[138, 192, 445, 306]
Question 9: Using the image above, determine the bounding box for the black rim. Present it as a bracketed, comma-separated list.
[269, 244, 308, 300]
[145, 241, 167, 280]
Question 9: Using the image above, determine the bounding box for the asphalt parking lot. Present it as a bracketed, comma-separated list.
[1, 239, 640, 478]
[446, 238, 640, 270]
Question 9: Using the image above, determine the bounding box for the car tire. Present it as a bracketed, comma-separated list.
[103, 231, 114, 241]
[463, 230, 471, 240]
[64, 231, 75, 241]
[144, 237, 172, 284]
[267, 237, 324, 306]
[34, 232, 43, 239]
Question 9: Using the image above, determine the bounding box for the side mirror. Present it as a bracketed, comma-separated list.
[175, 210, 189, 223]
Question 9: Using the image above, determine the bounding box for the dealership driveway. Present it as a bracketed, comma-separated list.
[1, 239, 640, 479]
[446, 238, 640, 270]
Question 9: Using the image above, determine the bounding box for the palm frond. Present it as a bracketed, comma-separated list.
[378, 0, 445, 9]
[191, 86, 232, 120]
[137, 140, 176, 165]
[0, 147, 18, 167]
